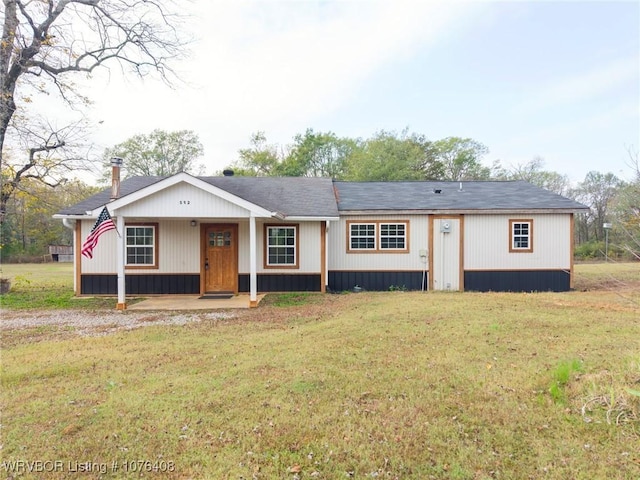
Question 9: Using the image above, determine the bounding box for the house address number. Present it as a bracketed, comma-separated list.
[179, 200, 191, 205]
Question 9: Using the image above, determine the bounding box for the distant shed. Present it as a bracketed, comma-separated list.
[48, 245, 73, 262]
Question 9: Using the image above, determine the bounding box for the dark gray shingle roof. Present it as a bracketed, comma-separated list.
[333, 180, 588, 211]
[57, 175, 339, 217]
[202, 176, 339, 217]
[58, 176, 587, 217]
[57, 176, 164, 216]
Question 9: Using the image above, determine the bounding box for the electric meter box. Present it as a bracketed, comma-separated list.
[440, 221, 452, 233]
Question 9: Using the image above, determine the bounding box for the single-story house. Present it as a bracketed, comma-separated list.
[54, 166, 588, 309]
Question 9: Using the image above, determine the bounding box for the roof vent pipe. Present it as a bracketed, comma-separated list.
[223, 169, 234, 177]
[110, 157, 123, 200]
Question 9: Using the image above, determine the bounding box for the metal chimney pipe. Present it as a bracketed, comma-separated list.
[110, 157, 123, 200]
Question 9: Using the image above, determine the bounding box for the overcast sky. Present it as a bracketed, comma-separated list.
[84, 0, 639, 184]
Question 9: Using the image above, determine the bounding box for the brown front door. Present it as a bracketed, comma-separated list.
[202, 224, 238, 293]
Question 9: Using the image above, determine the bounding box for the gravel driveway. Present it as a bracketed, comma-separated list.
[0, 309, 236, 338]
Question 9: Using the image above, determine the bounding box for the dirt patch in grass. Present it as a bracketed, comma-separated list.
[573, 261, 640, 292]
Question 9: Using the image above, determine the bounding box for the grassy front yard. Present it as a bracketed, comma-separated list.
[0, 263, 115, 309]
[1, 263, 639, 478]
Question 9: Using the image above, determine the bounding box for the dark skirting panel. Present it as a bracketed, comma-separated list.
[464, 270, 571, 292]
[238, 274, 321, 292]
[328, 271, 426, 292]
[81, 274, 200, 295]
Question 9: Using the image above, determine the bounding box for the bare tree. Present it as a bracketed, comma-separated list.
[574, 170, 623, 242]
[492, 156, 571, 195]
[0, 0, 187, 224]
[612, 146, 640, 258]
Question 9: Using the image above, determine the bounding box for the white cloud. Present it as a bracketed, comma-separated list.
[516, 55, 639, 114]
[86, 0, 486, 173]
[190, 1, 479, 123]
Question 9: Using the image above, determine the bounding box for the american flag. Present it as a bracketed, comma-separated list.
[81, 207, 116, 259]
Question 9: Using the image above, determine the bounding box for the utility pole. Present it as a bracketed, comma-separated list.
[603, 223, 612, 261]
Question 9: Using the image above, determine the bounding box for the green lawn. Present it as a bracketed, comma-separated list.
[1, 262, 639, 479]
[0, 263, 114, 309]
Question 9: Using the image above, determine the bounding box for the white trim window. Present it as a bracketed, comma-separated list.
[126, 225, 157, 266]
[380, 223, 406, 250]
[348, 221, 409, 252]
[349, 223, 376, 250]
[510, 219, 533, 253]
[266, 225, 298, 267]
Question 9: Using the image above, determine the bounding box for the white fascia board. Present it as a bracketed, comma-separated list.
[282, 216, 340, 222]
[339, 209, 585, 215]
[87, 172, 274, 218]
[52, 214, 90, 220]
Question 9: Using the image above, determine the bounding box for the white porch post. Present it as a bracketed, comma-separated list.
[325, 220, 330, 292]
[116, 214, 126, 310]
[249, 213, 258, 307]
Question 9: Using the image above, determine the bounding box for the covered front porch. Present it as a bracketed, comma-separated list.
[76, 174, 334, 310]
[126, 293, 267, 310]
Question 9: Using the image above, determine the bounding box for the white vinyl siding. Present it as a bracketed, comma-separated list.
[431, 217, 461, 291]
[81, 220, 201, 274]
[464, 214, 571, 270]
[117, 182, 251, 218]
[330, 216, 427, 271]
[238, 221, 322, 274]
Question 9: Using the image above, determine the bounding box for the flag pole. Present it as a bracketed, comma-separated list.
[116, 213, 126, 310]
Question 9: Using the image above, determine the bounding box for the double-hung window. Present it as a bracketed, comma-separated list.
[350, 223, 376, 250]
[265, 225, 298, 268]
[380, 223, 406, 250]
[126, 224, 158, 267]
[509, 219, 533, 253]
[348, 221, 409, 253]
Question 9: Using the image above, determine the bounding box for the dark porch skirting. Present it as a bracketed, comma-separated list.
[328, 271, 426, 292]
[81, 273, 322, 295]
[81, 274, 200, 295]
[238, 274, 321, 292]
[80, 270, 571, 295]
[464, 270, 571, 292]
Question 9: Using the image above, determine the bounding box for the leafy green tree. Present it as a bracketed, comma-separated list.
[103, 130, 204, 180]
[229, 129, 489, 182]
[343, 130, 428, 181]
[431, 137, 490, 181]
[0, 178, 98, 259]
[230, 132, 285, 177]
[280, 129, 357, 178]
[1, 0, 186, 224]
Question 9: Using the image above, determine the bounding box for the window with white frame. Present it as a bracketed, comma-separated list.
[380, 223, 406, 250]
[266, 225, 298, 267]
[126, 225, 157, 267]
[349, 223, 376, 250]
[510, 219, 533, 252]
[348, 221, 409, 252]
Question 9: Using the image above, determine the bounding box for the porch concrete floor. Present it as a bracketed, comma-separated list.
[126, 294, 265, 311]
